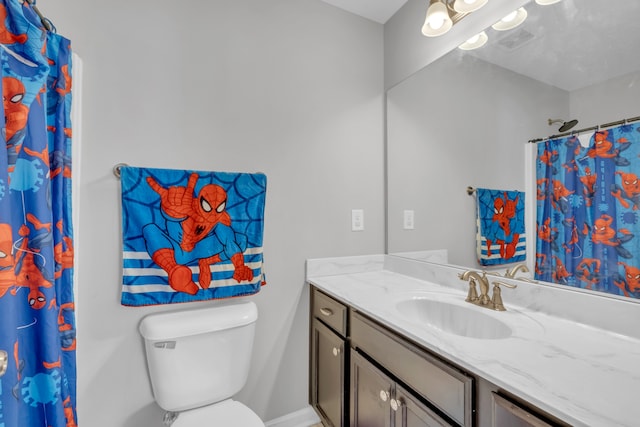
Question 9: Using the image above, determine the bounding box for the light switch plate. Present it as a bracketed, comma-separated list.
[403, 210, 414, 230]
[351, 209, 364, 231]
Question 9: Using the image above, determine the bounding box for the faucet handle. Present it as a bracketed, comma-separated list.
[490, 280, 517, 311]
[465, 278, 479, 303]
[493, 280, 517, 289]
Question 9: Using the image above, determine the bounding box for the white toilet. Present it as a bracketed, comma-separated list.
[139, 300, 265, 426]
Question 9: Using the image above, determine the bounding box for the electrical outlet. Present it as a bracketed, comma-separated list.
[403, 210, 414, 230]
[351, 209, 364, 231]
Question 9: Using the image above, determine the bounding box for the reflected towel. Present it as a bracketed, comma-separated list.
[120, 166, 267, 306]
[476, 188, 525, 266]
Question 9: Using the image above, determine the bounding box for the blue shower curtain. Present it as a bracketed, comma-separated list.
[536, 122, 640, 300]
[0, 1, 77, 426]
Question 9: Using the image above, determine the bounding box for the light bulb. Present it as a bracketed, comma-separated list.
[458, 31, 488, 50]
[453, 0, 488, 14]
[502, 11, 518, 23]
[429, 15, 445, 30]
[422, 1, 453, 37]
[467, 34, 480, 43]
[491, 7, 527, 31]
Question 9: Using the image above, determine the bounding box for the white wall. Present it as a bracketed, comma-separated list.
[570, 71, 640, 125]
[43, 0, 384, 425]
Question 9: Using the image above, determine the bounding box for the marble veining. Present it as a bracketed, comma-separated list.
[306, 255, 640, 427]
[306, 254, 385, 278]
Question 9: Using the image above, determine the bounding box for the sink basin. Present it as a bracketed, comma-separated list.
[395, 297, 512, 339]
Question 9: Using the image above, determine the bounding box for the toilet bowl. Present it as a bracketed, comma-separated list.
[139, 301, 265, 426]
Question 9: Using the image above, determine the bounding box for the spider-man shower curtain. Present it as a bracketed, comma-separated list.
[0, 1, 77, 426]
[536, 122, 640, 300]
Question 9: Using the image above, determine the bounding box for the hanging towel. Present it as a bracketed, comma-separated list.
[119, 166, 267, 306]
[476, 188, 525, 266]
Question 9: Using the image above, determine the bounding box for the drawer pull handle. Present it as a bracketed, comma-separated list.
[319, 307, 334, 316]
[332, 347, 341, 357]
[379, 390, 390, 402]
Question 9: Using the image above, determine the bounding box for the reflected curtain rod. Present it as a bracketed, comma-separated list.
[24, 0, 53, 32]
[528, 115, 640, 144]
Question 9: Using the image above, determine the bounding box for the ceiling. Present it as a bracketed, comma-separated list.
[465, 0, 640, 91]
[322, 0, 640, 92]
[319, 0, 407, 24]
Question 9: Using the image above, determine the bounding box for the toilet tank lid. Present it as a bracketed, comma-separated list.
[139, 301, 258, 341]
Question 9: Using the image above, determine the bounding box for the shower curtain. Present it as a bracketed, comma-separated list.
[536, 122, 640, 300]
[0, 1, 77, 426]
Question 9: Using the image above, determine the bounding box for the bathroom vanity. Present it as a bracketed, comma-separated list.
[307, 255, 640, 427]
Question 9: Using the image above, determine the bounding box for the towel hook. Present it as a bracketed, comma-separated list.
[113, 163, 129, 179]
[467, 186, 476, 196]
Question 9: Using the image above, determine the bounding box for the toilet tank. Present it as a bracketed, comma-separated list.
[139, 301, 258, 412]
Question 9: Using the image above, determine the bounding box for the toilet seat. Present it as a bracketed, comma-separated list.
[172, 399, 264, 427]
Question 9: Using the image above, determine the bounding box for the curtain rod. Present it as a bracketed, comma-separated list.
[528, 115, 640, 144]
[24, 0, 53, 32]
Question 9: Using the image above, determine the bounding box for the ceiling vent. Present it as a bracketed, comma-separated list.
[496, 28, 536, 51]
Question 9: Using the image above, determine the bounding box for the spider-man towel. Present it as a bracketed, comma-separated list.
[476, 188, 525, 266]
[120, 166, 267, 306]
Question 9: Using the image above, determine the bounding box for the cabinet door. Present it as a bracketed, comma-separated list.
[311, 318, 346, 427]
[351, 350, 393, 427]
[394, 383, 453, 427]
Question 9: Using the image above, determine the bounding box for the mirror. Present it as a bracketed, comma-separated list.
[386, 0, 640, 299]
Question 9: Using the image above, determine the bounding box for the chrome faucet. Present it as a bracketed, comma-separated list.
[459, 270, 517, 311]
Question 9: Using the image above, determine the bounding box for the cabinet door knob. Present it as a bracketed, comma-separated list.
[319, 307, 334, 316]
[332, 347, 341, 357]
[379, 390, 390, 402]
[390, 398, 404, 411]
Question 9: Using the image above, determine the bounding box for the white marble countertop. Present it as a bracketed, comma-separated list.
[306, 255, 640, 427]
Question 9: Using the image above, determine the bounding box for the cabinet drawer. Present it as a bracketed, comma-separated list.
[492, 393, 570, 427]
[351, 311, 473, 427]
[312, 288, 348, 337]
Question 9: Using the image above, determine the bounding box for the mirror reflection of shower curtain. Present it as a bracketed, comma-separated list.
[0, 1, 77, 426]
[535, 122, 640, 299]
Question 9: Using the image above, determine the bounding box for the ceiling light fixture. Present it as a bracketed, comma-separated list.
[422, 0, 487, 38]
[458, 31, 488, 50]
[453, 0, 488, 14]
[422, 0, 453, 37]
[491, 7, 527, 31]
[535, 0, 562, 5]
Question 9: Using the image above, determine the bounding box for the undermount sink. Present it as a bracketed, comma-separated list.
[395, 297, 512, 339]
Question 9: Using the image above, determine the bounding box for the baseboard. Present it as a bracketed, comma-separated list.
[265, 406, 320, 427]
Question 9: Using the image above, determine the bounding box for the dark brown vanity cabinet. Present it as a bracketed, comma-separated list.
[310, 286, 473, 427]
[351, 349, 452, 427]
[350, 311, 473, 427]
[309, 285, 574, 427]
[310, 288, 349, 427]
[492, 393, 559, 427]
[350, 349, 393, 427]
[475, 379, 570, 427]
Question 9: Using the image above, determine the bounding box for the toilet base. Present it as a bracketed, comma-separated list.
[170, 399, 264, 427]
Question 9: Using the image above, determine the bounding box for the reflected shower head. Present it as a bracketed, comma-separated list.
[548, 118, 579, 132]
